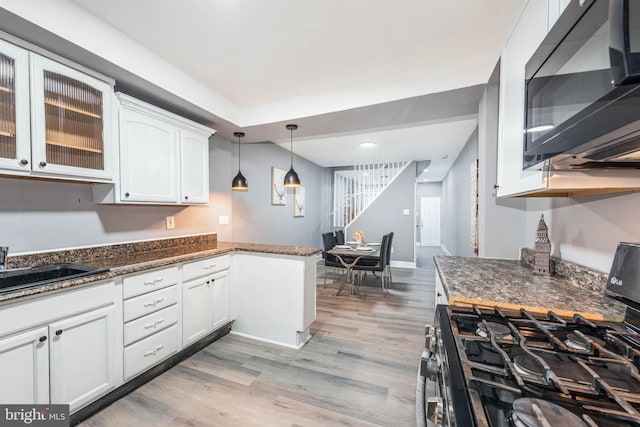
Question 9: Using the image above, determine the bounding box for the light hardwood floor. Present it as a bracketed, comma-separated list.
[81, 247, 442, 427]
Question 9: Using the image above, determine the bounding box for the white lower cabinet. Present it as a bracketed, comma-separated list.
[182, 255, 230, 348]
[49, 305, 119, 412]
[0, 280, 122, 413]
[121, 266, 181, 381]
[435, 272, 449, 307]
[124, 323, 180, 381]
[0, 327, 49, 404]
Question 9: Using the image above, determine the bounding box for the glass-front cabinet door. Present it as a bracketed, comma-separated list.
[30, 54, 113, 181]
[0, 39, 30, 174]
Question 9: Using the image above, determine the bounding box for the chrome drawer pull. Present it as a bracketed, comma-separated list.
[143, 298, 165, 308]
[143, 277, 164, 286]
[143, 344, 165, 357]
[202, 264, 217, 270]
[143, 318, 166, 329]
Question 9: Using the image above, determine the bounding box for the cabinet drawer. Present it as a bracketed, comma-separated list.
[124, 304, 179, 346]
[123, 266, 178, 299]
[124, 323, 179, 380]
[182, 255, 229, 281]
[123, 285, 178, 323]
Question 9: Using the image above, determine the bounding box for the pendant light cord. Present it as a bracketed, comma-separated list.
[238, 134, 242, 170]
[290, 127, 294, 168]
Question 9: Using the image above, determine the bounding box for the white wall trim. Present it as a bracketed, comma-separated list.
[390, 260, 416, 270]
[440, 244, 451, 255]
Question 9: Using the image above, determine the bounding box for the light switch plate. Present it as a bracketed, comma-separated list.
[219, 215, 230, 225]
[165, 216, 175, 229]
[402, 209, 410, 215]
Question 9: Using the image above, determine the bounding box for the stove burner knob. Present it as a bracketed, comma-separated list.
[421, 354, 441, 381]
[424, 324, 436, 353]
[426, 397, 444, 424]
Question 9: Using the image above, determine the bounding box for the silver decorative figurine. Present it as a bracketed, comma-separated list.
[534, 214, 551, 275]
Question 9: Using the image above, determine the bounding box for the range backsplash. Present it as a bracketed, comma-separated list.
[520, 247, 608, 293]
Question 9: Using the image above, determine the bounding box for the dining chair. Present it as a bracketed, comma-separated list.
[353, 233, 390, 295]
[386, 232, 394, 288]
[322, 232, 343, 288]
[334, 229, 345, 245]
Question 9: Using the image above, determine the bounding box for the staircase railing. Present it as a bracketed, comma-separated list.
[332, 161, 409, 228]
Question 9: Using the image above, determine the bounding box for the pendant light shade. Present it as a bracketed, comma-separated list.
[283, 124, 301, 188]
[231, 131, 248, 191]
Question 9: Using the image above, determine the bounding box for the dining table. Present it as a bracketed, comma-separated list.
[326, 243, 381, 300]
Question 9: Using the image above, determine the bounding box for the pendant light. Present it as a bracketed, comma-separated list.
[283, 124, 301, 187]
[231, 131, 248, 191]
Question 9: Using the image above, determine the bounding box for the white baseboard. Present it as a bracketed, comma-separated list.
[440, 244, 451, 255]
[390, 260, 416, 270]
[229, 330, 307, 350]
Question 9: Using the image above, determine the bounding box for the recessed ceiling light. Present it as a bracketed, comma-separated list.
[423, 168, 429, 172]
[441, 154, 449, 159]
[359, 141, 376, 148]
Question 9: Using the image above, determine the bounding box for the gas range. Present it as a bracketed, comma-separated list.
[419, 304, 640, 426]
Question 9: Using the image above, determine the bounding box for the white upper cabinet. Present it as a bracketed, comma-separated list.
[180, 129, 210, 204]
[30, 54, 113, 181]
[119, 106, 179, 203]
[497, 0, 640, 197]
[496, 0, 549, 197]
[0, 39, 30, 175]
[95, 93, 214, 205]
[0, 39, 113, 182]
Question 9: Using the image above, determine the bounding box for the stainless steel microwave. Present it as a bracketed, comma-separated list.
[523, 0, 640, 170]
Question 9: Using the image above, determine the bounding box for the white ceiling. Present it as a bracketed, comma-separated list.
[67, 0, 525, 174]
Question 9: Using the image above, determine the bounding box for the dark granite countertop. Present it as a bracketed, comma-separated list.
[0, 238, 321, 304]
[434, 256, 626, 322]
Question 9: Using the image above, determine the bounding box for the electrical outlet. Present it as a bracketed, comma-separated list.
[391, 246, 395, 253]
[165, 216, 175, 229]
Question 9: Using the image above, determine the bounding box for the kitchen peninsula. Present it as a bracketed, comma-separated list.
[0, 234, 320, 419]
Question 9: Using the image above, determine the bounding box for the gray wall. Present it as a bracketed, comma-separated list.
[477, 62, 527, 259]
[346, 162, 416, 265]
[0, 137, 227, 254]
[523, 194, 640, 273]
[441, 129, 479, 257]
[219, 139, 333, 249]
[416, 182, 443, 246]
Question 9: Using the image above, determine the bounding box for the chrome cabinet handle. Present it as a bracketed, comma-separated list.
[143, 344, 165, 357]
[202, 264, 217, 270]
[143, 318, 165, 329]
[143, 277, 164, 286]
[143, 298, 165, 307]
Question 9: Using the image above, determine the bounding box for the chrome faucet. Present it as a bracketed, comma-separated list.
[0, 246, 8, 270]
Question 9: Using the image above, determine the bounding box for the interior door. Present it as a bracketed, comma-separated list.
[420, 197, 441, 246]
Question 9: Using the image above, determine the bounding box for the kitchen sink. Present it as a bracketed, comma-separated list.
[0, 263, 109, 294]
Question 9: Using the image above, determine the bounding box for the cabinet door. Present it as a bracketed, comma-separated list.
[119, 107, 179, 203]
[180, 129, 209, 204]
[49, 305, 119, 413]
[496, 0, 548, 197]
[30, 54, 113, 181]
[0, 39, 30, 174]
[210, 270, 230, 331]
[182, 277, 211, 347]
[0, 327, 49, 404]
